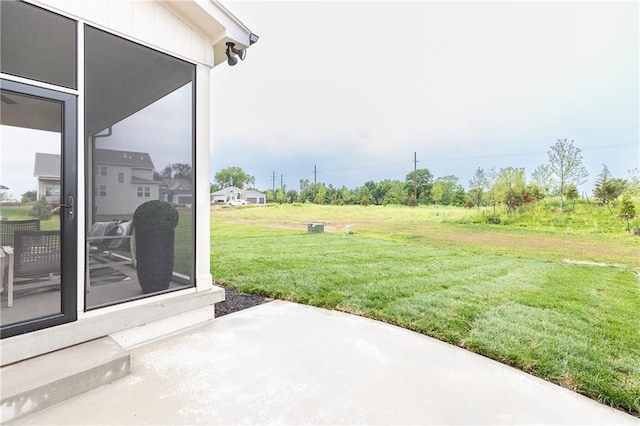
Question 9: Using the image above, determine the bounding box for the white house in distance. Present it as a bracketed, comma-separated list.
[1, 0, 258, 420]
[211, 186, 267, 205]
[160, 178, 193, 206]
[34, 148, 161, 215]
[93, 148, 159, 216]
[33, 152, 61, 203]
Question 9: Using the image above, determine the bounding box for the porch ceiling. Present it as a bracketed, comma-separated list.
[85, 27, 194, 137]
[0, 92, 61, 133]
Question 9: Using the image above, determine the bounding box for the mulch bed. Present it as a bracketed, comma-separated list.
[214, 285, 272, 317]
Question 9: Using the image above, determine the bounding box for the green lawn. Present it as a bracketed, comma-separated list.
[1, 204, 60, 230]
[210, 204, 640, 415]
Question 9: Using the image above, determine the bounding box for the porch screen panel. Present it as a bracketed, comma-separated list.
[0, 0, 77, 89]
[85, 26, 195, 310]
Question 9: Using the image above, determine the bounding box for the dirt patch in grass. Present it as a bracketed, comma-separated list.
[227, 218, 375, 233]
[563, 259, 610, 267]
[401, 226, 638, 268]
[441, 229, 590, 252]
[222, 217, 639, 268]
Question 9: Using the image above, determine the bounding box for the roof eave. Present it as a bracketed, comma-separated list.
[159, 0, 258, 67]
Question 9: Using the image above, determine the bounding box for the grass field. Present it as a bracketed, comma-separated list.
[1, 204, 60, 230]
[210, 203, 640, 415]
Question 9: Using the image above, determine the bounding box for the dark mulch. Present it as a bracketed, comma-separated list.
[214, 285, 272, 317]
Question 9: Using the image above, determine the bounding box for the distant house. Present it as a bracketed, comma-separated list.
[211, 186, 266, 205]
[93, 148, 159, 215]
[34, 153, 61, 203]
[244, 189, 267, 204]
[160, 178, 193, 205]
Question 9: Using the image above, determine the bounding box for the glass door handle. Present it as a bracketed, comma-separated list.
[60, 195, 74, 220]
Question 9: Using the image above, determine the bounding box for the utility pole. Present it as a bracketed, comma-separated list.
[313, 165, 317, 200]
[280, 174, 284, 204]
[413, 152, 418, 203]
[272, 171, 276, 194]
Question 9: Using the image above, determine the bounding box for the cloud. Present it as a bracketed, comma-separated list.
[1, 126, 59, 199]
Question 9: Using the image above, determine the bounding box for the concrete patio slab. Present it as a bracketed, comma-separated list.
[14, 301, 639, 425]
[1, 336, 130, 423]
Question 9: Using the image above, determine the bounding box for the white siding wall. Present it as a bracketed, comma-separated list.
[35, 0, 212, 65]
[131, 168, 154, 182]
[95, 183, 159, 216]
[37, 180, 47, 201]
[94, 165, 159, 215]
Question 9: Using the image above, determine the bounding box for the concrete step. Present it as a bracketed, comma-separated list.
[1, 336, 130, 423]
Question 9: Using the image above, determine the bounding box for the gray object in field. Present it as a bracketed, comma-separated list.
[307, 223, 324, 233]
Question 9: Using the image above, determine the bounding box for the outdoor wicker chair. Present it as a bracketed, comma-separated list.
[4, 229, 60, 307]
[0, 219, 41, 246]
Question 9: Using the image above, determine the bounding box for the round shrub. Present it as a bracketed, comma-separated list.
[29, 196, 52, 220]
[133, 200, 179, 232]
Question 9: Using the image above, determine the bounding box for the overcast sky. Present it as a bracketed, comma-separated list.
[212, 1, 639, 194]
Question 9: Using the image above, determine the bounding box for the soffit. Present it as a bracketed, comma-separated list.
[160, 0, 257, 67]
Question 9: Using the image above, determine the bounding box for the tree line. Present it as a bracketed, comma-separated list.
[212, 139, 639, 216]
